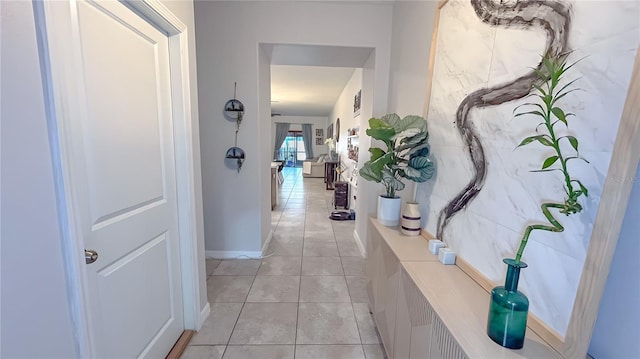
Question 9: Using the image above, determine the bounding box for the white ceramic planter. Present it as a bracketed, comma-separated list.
[377, 196, 402, 226]
[401, 201, 421, 236]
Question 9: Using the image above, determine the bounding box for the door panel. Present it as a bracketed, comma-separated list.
[96, 233, 173, 358]
[77, 1, 165, 227]
[45, 1, 184, 357]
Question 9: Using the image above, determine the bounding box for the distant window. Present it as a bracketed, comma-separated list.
[277, 131, 306, 167]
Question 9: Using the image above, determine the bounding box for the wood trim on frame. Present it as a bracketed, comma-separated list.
[421, 0, 449, 119]
[422, 1, 640, 357]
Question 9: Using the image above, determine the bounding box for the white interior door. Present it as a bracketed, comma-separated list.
[40, 1, 184, 357]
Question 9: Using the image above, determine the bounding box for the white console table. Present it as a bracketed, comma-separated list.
[365, 219, 560, 359]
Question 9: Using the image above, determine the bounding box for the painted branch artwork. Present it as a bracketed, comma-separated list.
[417, 0, 639, 335]
[436, 0, 571, 240]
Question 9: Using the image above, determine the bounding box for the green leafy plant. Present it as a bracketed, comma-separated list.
[360, 114, 435, 198]
[513, 54, 589, 263]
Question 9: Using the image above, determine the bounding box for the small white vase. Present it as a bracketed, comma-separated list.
[401, 202, 421, 236]
[377, 196, 402, 226]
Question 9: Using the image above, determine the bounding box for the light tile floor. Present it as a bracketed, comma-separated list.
[182, 167, 386, 359]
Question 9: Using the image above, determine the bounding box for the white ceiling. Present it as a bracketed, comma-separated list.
[271, 65, 356, 117]
[265, 44, 374, 117]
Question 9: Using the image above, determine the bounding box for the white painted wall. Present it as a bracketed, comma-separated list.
[1, 0, 207, 356]
[388, 1, 438, 117]
[328, 69, 362, 212]
[1, 2, 77, 357]
[350, 1, 439, 247]
[271, 116, 329, 160]
[588, 164, 640, 359]
[384, 0, 439, 210]
[331, 67, 362, 164]
[194, 1, 393, 253]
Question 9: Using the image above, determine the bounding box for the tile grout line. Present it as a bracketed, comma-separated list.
[293, 168, 309, 358]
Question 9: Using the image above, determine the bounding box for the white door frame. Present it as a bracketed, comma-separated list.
[33, 0, 205, 356]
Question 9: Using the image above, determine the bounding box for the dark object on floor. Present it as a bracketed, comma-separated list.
[330, 211, 350, 221]
[330, 210, 356, 221]
[334, 181, 349, 209]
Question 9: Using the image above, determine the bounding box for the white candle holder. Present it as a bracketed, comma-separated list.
[438, 247, 456, 265]
[428, 239, 445, 255]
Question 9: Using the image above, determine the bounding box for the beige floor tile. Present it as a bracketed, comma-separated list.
[207, 276, 254, 302]
[280, 208, 306, 215]
[206, 258, 222, 276]
[182, 345, 225, 359]
[257, 256, 301, 275]
[341, 257, 366, 276]
[305, 223, 333, 233]
[303, 231, 336, 242]
[191, 303, 243, 345]
[276, 220, 304, 229]
[332, 224, 355, 236]
[296, 303, 361, 344]
[266, 239, 303, 256]
[222, 345, 294, 359]
[272, 232, 304, 243]
[246, 276, 300, 302]
[213, 259, 261, 276]
[295, 345, 365, 359]
[301, 256, 344, 276]
[352, 303, 381, 344]
[303, 241, 339, 257]
[279, 212, 305, 220]
[284, 203, 306, 210]
[346, 276, 369, 303]
[299, 276, 350, 302]
[363, 344, 387, 359]
[335, 235, 357, 243]
[229, 303, 298, 344]
[338, 242, 362, 257]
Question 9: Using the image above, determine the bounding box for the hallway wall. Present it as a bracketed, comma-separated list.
[194, 1, 393, 253]
[588, 164, 640, 358]
[384, 0, 440, 215]
[1, 2, 77, 357]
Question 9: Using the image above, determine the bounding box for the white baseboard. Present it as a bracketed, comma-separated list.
[205, 250, 263, 259]
[353, 230, 366, 257]
[261, 229, 274, 256]
[197, 302, 211, 330]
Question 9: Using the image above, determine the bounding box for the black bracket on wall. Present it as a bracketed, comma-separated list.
[224, 82, 245, 173]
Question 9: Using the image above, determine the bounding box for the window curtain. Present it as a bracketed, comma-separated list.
[301, 123, 314, 159]
[274, 122, 290, 159]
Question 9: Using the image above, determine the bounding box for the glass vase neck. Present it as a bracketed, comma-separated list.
[503, 258, 527, 292]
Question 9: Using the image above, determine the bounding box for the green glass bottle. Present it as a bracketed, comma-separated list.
[487, 258, 529, 349]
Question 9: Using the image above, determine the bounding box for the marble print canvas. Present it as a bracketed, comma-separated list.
[415, 0, 639, 336]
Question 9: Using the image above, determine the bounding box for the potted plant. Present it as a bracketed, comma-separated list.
[325, 138, 337, 161]
[360, 114, 435, 226]
[487, 54, 589, 349]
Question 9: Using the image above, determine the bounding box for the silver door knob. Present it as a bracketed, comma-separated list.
[85, 249, 98, 264]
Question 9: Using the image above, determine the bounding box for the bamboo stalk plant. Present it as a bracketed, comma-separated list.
[513, 54, 589, 263]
